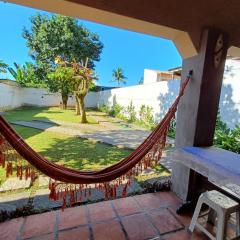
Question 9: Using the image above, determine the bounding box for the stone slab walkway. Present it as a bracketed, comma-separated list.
[0, 191, 215, 240]
[0, 192, 30, 212]
[0, 178, 31, 192]
[12, 120, 174, 150]
[0, 176, 144, 213]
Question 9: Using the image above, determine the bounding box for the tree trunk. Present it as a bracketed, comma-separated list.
[75, 95, 81, 115]
[61, 93, 68, 110]
[77, 94, 87, 123]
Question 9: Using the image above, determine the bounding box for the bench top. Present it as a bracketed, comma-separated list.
[172, 147, 240, 198]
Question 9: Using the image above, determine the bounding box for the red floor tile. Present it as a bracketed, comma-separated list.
[164, 229, 209, 240]
[32, 233, 55, 240]
[88, 201, 115, 222]
[113, 196, 140, 216]
[59, 226, 90, 240]
[92, 220, 125, 240]
[156, 191, 181, 206]
[134, 192, 176, 210]
[58, 205, 87, 230]
[0, 217, 23, 240]
[21, 211, 55, 239]
[1, 192, 192, 240]
[148, 209, 182, 234]
[168, 205, 192, 227]
[122, 213, 158, 240]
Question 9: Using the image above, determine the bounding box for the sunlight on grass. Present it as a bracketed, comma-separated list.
[11, 125, 132, 171]
[5, 106, 97, 124]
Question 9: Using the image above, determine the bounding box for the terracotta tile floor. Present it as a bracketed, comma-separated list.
[0, 191, 237, 240]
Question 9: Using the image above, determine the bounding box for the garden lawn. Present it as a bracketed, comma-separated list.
[0, 107, 170, 184]
[5, 106, 97, 124]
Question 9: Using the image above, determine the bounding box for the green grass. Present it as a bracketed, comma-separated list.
[5, 106, 98, 124]
[0, 124, 132, 184]
[3, 125, 132, 170]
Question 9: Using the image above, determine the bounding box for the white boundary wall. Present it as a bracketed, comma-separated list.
[96, 80, 180, 121]
[0, 60, 239, 129]
[0, 83, 23, 110]
[0, 83, 98, 110]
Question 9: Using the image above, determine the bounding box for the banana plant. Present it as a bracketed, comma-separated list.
[0, 60, 8, 74]
[8, 62, 34, 85]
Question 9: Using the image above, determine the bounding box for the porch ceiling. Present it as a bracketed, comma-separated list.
[5, 0, 240, 59]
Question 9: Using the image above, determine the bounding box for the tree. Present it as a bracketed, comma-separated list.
[72, 59, 97, 123]
[112, 68, 127, 86]
[55, 56, 97, 122]
[8, 62, 45, 88]
[47, 66, 74, 109]
[0, 60, 8, 74]
[23, 14, 103, 106]
[22, 14, 103, 73]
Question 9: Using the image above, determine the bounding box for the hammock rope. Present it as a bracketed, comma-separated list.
[0, 72, 192, 208]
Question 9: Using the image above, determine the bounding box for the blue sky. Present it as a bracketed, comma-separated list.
[0, 2, 182, 87]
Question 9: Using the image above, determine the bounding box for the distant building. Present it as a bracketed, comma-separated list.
[143, 68, 181, 84]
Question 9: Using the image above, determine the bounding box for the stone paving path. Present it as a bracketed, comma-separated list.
[0, 178, 31, 192]
[0, 177, 144, 213]
[12, 119, 174, 150]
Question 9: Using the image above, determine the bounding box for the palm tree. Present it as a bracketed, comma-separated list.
[0, 60, 8, 74]
[112, 68, 127, 86]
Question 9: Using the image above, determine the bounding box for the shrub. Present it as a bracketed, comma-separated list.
[214, 112, 240, 153]
[167, 118, 176, 138]
[126, 101, 137, 122]
[139, 104, 155, 127]
[98, 104, 110, 114]
[109, 103, 122, 117]
[166, 111, 240, 153]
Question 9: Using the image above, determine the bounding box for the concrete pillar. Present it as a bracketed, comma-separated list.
[172, 28, 229, 201]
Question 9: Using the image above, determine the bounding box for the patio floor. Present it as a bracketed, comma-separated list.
[0, 191, 225, 240]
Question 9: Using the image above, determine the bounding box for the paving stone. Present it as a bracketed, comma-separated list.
[33, 189, 62, 210]
[92, 220, 125, 240]
[0, 192, 30, 211]
[59, 226, 90, 240]
[148, 209, 182, 234]
[112, 196, 141, 217]
[0, 217, 24, 240]
[12, 120, 57, 130]
[88, 201, 116, 222]
[21, 211, 55, 239]
[38, 176, 50, 187]
[122, 213, 158, 240]
[58, 206, 87, 230]
[0, 177, 31, 192]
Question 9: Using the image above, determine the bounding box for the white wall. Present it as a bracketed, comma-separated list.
[96, 61, 240, 128]
[0, 83, 22, 110]
[0, 83, 97, 110]
[219, 59, 240, 128]
[97, 80, 180, 121]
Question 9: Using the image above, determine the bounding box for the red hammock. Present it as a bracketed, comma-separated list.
[0, 73, 191, 207]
